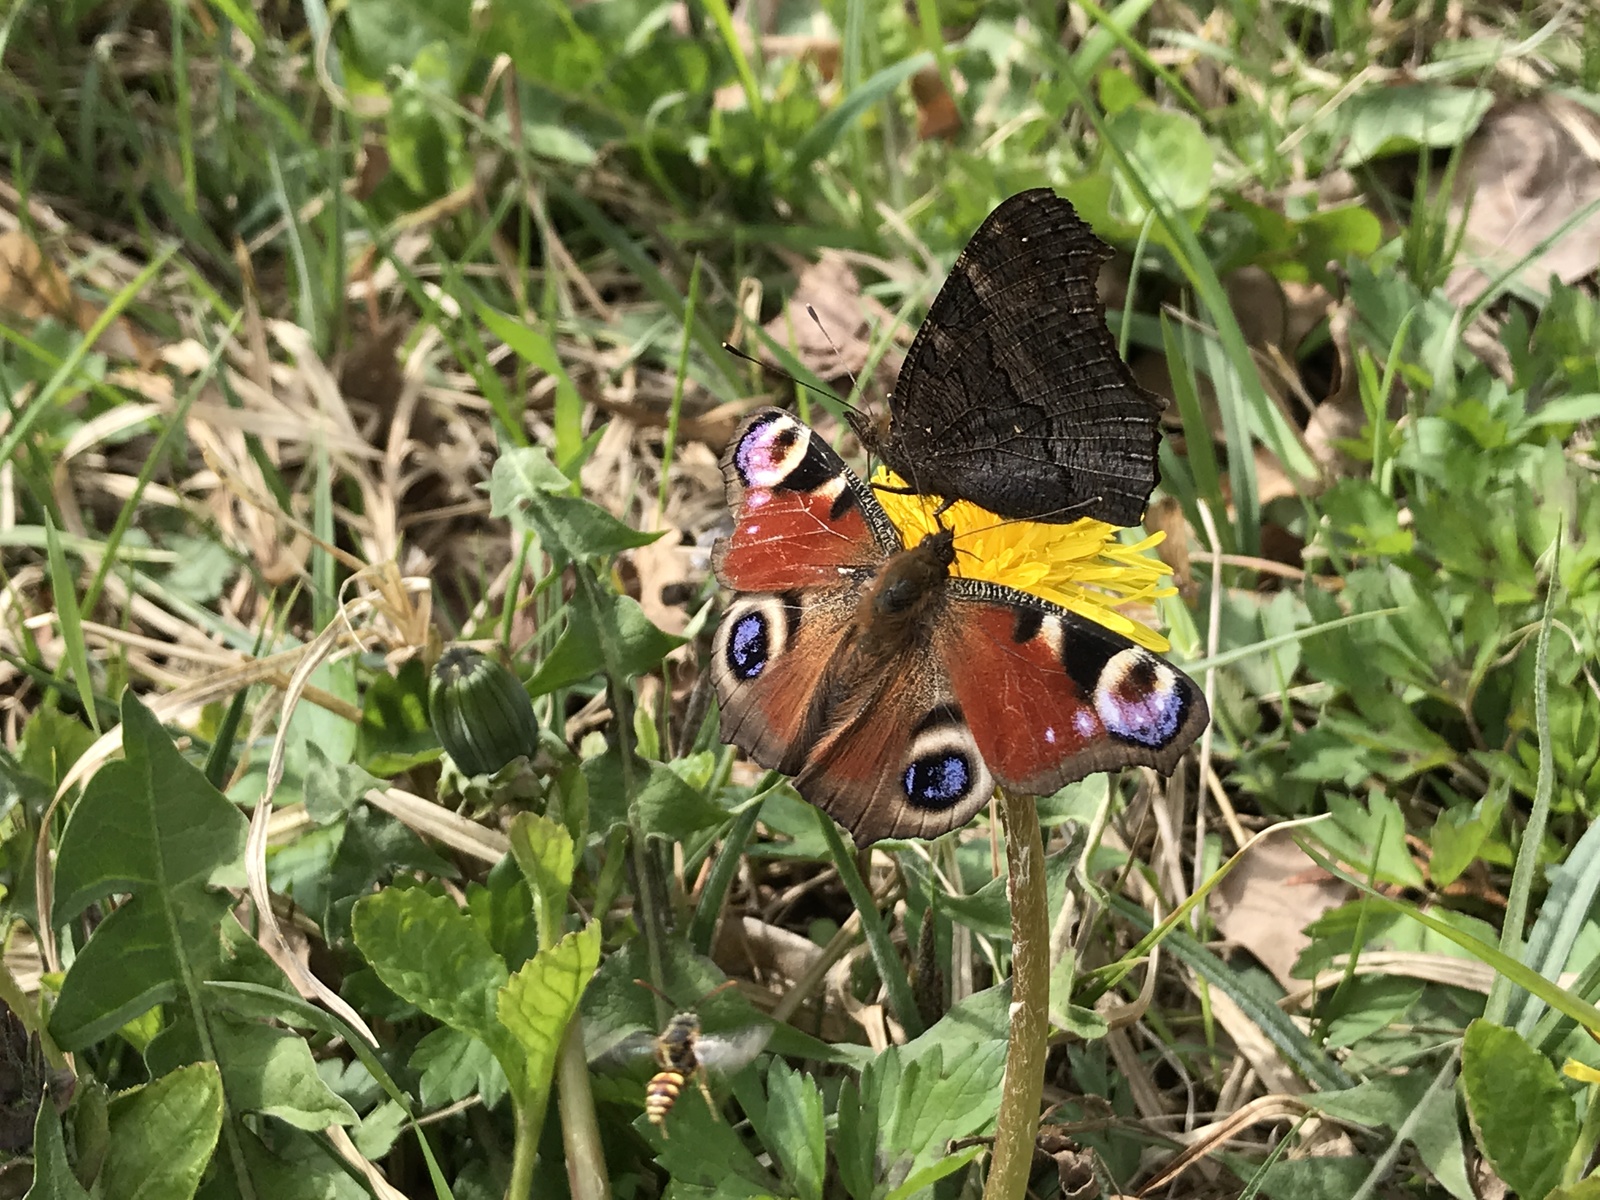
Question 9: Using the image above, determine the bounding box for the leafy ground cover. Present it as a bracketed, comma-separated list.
[2, 1, 1599, 1198]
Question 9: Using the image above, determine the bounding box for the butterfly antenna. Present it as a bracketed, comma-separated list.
[805, 304, 859, 396]
[722, 341, 878, 429]
[947, 495, 1113, 545]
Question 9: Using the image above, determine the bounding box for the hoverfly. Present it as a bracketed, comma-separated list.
[593, 980, 772, 1136]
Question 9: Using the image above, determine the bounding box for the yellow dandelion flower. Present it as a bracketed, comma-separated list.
[872, 470, 1178, 652]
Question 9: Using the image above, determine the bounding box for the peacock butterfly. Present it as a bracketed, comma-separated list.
[846, 188, 1166, 527]
[711, 408, 1207, 844]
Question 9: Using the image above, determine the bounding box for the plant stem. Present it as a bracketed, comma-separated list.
[984, 790, 1047, 1200]
[507, 1097, 539, 1199]
[558, 1016, 611, 1200]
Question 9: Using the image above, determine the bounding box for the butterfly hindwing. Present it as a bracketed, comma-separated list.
[711, 588, 860, 775]
[791, 661, 996, 844]
[881, 189, 1166, 526]
[713, 407, 898, 594]
[939, 579, 1208, 797]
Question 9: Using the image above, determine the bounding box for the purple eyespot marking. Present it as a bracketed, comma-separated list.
[903, 753, 972, 810]
[735, 416, 804, 489]
[1095, 650, 1181, 747]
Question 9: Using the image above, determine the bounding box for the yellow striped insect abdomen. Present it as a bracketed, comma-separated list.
[645, 1069, 686, 1134]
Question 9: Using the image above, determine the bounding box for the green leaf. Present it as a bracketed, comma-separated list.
[490, 445, 662, 562]
[497, 922, 602, 1115]
[356, 656, 440, 776]
[351, 887, 517, 1082]
[301, 743, 382, 825]
[759, 1059, 826, 1200]
[28, 1104, 93, 1200]
[207, 1015, 358, 1130]
[1308, 1071, 1472, 1200]
[526, 590, 684, 697]
[53, 692, 248, 925]
[475, 304, 585, 472]
[1337, 84, 1492, 167]
[50, 692, 262, 1052]
[99, 1062, 223, 1200]
[508, 811, 574, 949]
[1461, 1020, 1577, 1200]
[1312, 793, 1427, 889]
[411, 1025, 509, 1110]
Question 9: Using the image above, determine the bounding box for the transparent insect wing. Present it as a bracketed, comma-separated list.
[588, 1029, 659, 1072]
[691, 1024, 773, 1074]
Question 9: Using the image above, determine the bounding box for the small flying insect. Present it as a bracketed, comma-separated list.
[596, 980, 772, 1137]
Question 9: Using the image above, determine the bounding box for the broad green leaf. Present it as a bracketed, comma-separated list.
[581, 750, 728, 839]
[99, 1062, 223, 1200]
[351, 887, 516, 1082]
[1461, 1020, 1576, 1200]
[207, 1015, 358, 1131]
[53, 692, 248, 925]
[1337, 84, 1492, 166]
[497, 922, 602, 1116]
[760, 1059, 826, 1200]
[1548, 1181, 1600, 1200]
[526, 590, 684, 697]
[17, 705, 98, 795]
[508, 811, 574, 949]
[490, 445, 662, 561]
[1308, 1071, 1472, 1200]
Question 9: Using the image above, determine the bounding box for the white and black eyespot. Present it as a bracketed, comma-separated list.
[714, 596, 795, 685]
[1095, 648, 1186, 748]
[900, 709, 993, 812]
[733, 413, 811, 490]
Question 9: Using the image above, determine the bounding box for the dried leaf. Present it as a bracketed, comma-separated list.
[1211, 830, 1352, 989]
[1446, 96, 1600, 305]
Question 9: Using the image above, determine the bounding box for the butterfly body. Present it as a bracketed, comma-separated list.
[713, 408, 1207, 844]
[847, 188, 1166, 526]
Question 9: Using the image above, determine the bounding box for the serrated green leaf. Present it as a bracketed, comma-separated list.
[508, 811, 574, 949]
[760, 1059, 826, 1200]
[411, 1025, 509, 1110]
[302, 742, 382, 825]
[351, 887, 517, 1085]
[497, 922, 601, 1118]
[490, 445, 662, 561]
[100, 1062, 223, 1200]
[1462, 1020, 1576, 1200]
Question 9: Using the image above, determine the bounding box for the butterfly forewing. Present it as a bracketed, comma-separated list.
[880, 189, 1167, 526]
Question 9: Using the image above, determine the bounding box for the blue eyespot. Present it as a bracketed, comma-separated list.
[728, 613, 768, 680]
[903, 753, 971, 810]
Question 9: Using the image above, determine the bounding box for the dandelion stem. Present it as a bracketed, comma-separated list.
[984, 790, 1048, 1200]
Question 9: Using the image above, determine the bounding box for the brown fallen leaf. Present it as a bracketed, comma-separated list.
[1446, 95, 1600, 306]
[1210, 828, 1352, 990]
[0, 229, 156, 368]
[761, 251, 874, 381]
